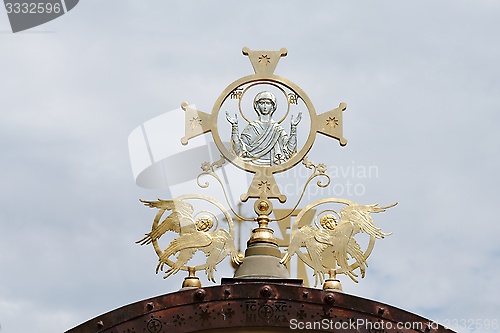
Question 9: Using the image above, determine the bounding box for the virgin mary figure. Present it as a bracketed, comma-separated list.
[226, 91, 302, 165]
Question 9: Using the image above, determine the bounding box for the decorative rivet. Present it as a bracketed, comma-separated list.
[194, 288, 206, 301]
[302, 291, 309, 299]
[378, 307, 385, 315]
[324, 293, 335, 304]
[96, 321, 104, 329]
[146, 302, 154, 311]
[224, 289, 231, 296]
[260, 285, 272, 297]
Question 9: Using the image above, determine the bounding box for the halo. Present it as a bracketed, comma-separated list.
[237, 81, 291, 124]
[193, 210, 219, 231]
[314, 209, 340, 229]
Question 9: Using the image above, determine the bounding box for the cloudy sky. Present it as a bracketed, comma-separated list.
[1, 1, 499, 332]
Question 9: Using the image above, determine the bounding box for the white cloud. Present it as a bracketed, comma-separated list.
[1, 1, 499, 332]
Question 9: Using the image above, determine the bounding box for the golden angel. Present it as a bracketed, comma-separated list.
[281, 200, 395, 286]
[137, 196, 241, 282]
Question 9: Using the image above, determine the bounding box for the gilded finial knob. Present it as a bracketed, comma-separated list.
[258, 201, 269, 212]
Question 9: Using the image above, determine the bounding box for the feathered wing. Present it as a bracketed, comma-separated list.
[282, 226, 329, 286]
[136, 199, 195, 245]
[339, 203, 394, 239]
[202, 229, 240, 282]
[161, 247, 197, 278]
[140, 198, 179, 210]
[156, 231, 212, 275]
[219, 230, 242, 267]
[281, 226, 316, 265]
[306, 230, 330, 286]
[320, 222, 365, 282]
[160, 232, 212, 260]
[330, 202, 395, 282]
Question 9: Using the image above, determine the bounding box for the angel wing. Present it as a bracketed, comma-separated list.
[314, 223, 365, 282]
[136, 199, 195, 245]
[202, 229, 241, 282]
[281, 226, 330, 286]
[319, 202, 396, 282]
[339, 202, 395, 239]
[156, 231, 213, 277]
[160, 247, 197, 278]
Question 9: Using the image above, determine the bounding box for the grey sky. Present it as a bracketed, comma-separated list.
[1, 1, 499, 332]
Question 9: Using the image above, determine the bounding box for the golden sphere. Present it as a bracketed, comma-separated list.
[258, 201, 269, 212]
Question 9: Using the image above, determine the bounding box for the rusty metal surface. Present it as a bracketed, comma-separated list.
[66, 280, 455, 333]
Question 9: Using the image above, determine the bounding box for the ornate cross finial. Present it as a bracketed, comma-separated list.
[136, 48, 395, 289]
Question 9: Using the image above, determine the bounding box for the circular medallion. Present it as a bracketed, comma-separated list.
[212, 74, 318, 174]
[148, 194, 236, 275]
[290, 198, 376, 278]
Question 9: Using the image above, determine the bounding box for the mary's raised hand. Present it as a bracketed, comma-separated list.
[225, 111, 238, 125]
[291, 112, 302, 126]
